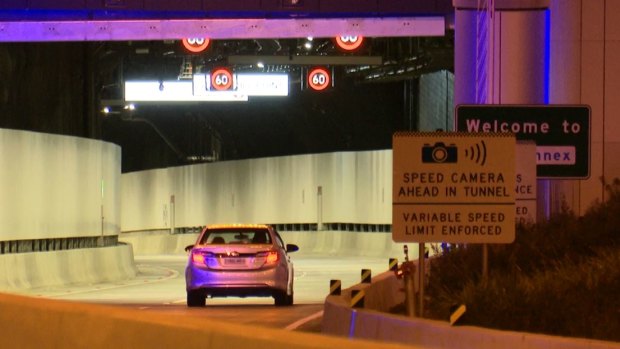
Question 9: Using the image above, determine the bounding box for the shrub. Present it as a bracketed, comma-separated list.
[425, 179, 620, 341]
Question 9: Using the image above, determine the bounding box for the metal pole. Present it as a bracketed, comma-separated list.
[99, 179, 105, 247]
[317, 186, 323, 231]
[482, 243, 489, 282]
[170, 195, 176, 234]
[403, 245, 415, 317]
[99, 204, 104, 247]
[418, 242, 425, 317]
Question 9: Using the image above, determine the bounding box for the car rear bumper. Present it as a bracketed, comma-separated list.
[185, 265, 289, 297]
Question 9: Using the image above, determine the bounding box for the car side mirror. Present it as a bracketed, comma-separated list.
[184, 244, 194, 252]
[286, 244, 299, 253]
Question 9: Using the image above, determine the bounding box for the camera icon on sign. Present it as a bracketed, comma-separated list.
[422, 142, 458, 163]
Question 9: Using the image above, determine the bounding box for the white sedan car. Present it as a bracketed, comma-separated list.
[185, 224, 299, 307]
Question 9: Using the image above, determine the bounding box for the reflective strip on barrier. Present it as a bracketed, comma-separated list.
[450, 304, 467, 325]
[351, 289, 365, 308]
[330, 279, 342, 296]
[361, 269, 371, 283]
[389, 258, 398, 272]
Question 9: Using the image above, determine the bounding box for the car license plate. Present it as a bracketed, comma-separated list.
[222, 257, 245, 266]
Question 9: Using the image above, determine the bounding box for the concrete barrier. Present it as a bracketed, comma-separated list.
[0, 244, 136, 291]
[120, 230, 412, 259]
[0, 292, 424, 349]
[282, 231, 409, 258]
[120, 230, 198, 255]
[322, 271, 620, 349]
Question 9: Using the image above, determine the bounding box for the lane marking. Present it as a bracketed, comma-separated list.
[39, 265, 179, 298]
[284, 310, 324, 331]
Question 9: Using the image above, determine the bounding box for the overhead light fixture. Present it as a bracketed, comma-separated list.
[304, 41, 313, 50]
[124, 73, 289, 102]
[257, 62, 265, 69]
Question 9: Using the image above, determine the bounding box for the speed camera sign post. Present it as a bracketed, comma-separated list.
[392, 132, 516, 244]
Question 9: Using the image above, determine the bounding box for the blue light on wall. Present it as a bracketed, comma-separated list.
[544, 8, 550, 105]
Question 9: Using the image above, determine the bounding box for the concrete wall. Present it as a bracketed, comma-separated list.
[121, 150, 393, 231]
[550, 0, 620, 214]
[120, 230, 412, 259]
[0, 128, 121, 240]
[419, 70, 455, 132]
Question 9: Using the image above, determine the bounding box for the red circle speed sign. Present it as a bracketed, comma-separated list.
[308, 67, 331, 91]
[182, 38, 211, 53]
[335, 36, 363, 51]
[210, 68, 234, 91]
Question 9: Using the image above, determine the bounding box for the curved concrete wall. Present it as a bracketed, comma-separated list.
[121, 150, 392, 231]
[120, 230, 412, 259]
[0, 128, 121, 240]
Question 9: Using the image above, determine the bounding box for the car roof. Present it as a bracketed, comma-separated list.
[205, 224, 271, 230]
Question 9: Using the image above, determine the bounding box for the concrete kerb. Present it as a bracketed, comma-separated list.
[322, 270, 620, 349]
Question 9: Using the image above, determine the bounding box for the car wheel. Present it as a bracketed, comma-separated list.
[285, 291, 294, 306]
[187, 290, 205, 307]
[274, 290, 293, 306]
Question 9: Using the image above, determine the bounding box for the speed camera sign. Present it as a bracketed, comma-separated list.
[392, 132, 516, 244]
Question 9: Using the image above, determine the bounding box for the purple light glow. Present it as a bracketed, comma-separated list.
[0, 17, 445, 42]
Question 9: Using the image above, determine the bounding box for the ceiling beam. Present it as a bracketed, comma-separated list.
[228, 55, 382, 66]
[0, 17, 445, 42]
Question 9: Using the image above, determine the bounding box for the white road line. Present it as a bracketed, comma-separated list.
[40, 265, 179, 298]
[284, 310, 324, 331]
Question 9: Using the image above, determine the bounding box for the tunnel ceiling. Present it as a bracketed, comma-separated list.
[96, 33, 454, 101]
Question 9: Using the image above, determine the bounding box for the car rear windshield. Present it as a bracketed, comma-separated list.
[200, 228, 272, 245]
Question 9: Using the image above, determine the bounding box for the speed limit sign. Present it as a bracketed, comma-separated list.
[307, 67, 331, 91]
[210, 68, 234, 91]
[335, 36, 364, 51]
[182, 38, 210, 53]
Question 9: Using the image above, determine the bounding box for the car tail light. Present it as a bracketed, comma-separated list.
[192, 251, 214, 265]
[258, 250, 279, 265]
[192, 252, 205, 264]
